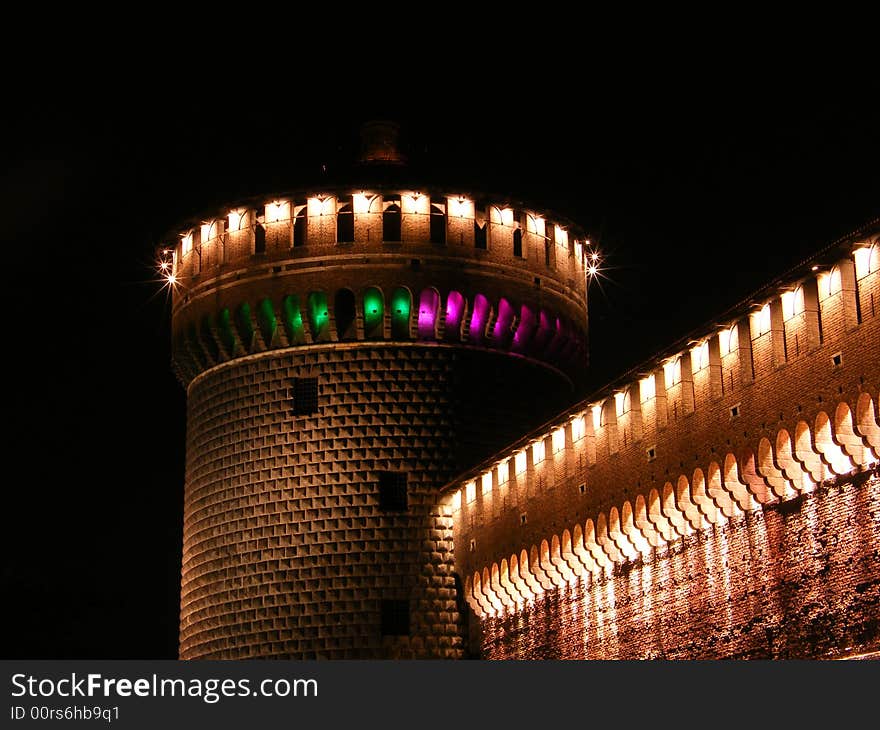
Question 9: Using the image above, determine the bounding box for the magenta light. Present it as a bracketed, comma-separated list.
[444, 291, 465, 340]
[417, 288, 440, 339]
[469, 294, 490, 345]
[492, 298, 516, 348]
[512, 304, 537, 353]
[546, 316, 569, 359]
[531, 309, 554, 355]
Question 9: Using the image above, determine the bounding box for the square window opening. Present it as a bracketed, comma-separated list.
[380, 599, 410, 636]
[292, 377, 319, 415]
[378, 472, 408, 511]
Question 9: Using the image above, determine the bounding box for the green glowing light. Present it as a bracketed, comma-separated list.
[390, 287, 411, 340]
[199, 314, 221, 362]
[282, 295, 304, 345]
[363, 287, 384, 338]
[307, 291, 330, 341]
[236, 302, 254, 351]
[257, 298, 277, 346]
[217, 307, 237, 356]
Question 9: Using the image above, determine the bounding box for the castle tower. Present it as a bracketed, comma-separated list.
[163, 128, 591, 658]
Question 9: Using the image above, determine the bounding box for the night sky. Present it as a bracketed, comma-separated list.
[3, 75, 878, 659]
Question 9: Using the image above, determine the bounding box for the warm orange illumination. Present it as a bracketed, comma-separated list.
[265, 200, 291, 223]
[571, 415, 586, 441]
[614, 392, 626, 417]
[465, 481, 476, 503]
[448, 197, 474, 218]
[167, 275, 177, 285]
[181, 232, 193, 256]
[591, 404, 602, 431]
[574, 241, 583, 261]
[552, 428, 565, 454]
[719, 325, 738, 357]
[526, 214, 545, 236]
[307, 196, 335, 217]
[751, 304, 772, 336]
[554, 225, 568, 248]
[664, 358, 681, 389]
[497, 460, 509, 484]
[639, 374, 656, 402]
[402, 192, 429, 215]
[818, 268, 841, 299]
[227, 209, 244, 232]
[353, 193, 374, 214]
[532, 439, 546, 465]
[691, 341, 709, 372]
[854, 245, 878, 278]
[451, 490, 462, 511]
[514, 451, 527, 475]
[481, 472, 493, 496]
[489, 206, 515, 226]
[200, 223, 211, 242]
[781, 287, 805, 321]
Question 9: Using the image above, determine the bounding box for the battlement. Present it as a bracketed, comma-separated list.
[445, 223, 880, 619]
[164, 188, 591, 386]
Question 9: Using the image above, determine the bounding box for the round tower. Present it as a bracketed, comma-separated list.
[163, 133, 591, 658]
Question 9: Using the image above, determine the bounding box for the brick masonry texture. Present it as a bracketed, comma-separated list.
[179, 344, 569, 659]
[479, 472, 880, 659]
[451, 231, 880, 659]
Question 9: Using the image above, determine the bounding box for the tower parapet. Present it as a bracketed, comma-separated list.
[162, 175, 592, 658]
[167, 187, 590, 387]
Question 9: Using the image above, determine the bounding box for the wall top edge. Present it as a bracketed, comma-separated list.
[438, 217, 880, 494]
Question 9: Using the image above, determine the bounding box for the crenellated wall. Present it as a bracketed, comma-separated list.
[165, 184, 593, 659]
[166, 188, 590, 387]
[447, 227, 880, 659]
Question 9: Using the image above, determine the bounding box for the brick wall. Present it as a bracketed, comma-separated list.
[450, 232, 880, 659]
[179, 344, 570, 659]
[479, 472, 880, 659]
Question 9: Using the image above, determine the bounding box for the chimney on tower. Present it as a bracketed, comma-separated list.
[358, 120, 406, 165]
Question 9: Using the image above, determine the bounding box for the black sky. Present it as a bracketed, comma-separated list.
[2, 73, 878, 658]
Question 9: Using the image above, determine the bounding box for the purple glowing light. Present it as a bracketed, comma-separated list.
[469, 294, 491, 345]
[531, 309, 554, 355]
[417, 288, 440, 339]
[546, 316, 569, 359]
[444, 291, 465, 341]
[512, 304, 538, 353]
[492, 298, 516, 349]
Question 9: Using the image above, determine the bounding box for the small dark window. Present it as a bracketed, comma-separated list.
[513, 228, 523, 257]
[730, 404, 740, 419]
[469, 539, 476, 552]
[383, 203, 401, 242]
[337, 200, 354, 243]
[646, 446, 656, 461]
[254, 223, 266, 255]
[578, 483, 586, 495]
[520, 513, 527, 525]
[430, 210, 447, 244]
[334, 288, 357, 341]
[293, 210, 307, 247]
[378, 472, 408, 511]
[381, 599, 410, 636]
[831, 352, 843, 368]
[292, 377, 319, 415]
[474, 221, 487, 249]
